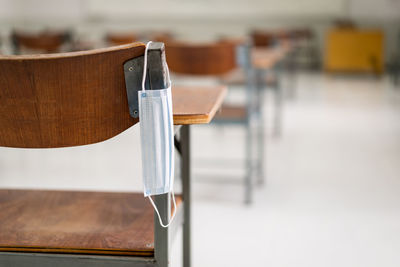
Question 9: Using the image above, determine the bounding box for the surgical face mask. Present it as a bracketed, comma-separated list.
[139, 41, 176, 228]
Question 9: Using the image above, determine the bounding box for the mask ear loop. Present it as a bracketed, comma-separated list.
[142, 41, 177, 228]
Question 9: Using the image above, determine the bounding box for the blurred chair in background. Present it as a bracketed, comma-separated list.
[105, 32, 138, 46]
[251, 30, 279, 47]
[166, 40, 261, 204]
[11, 30, 71, 54]
[291, 28, 320, 70]
[251, 28, 319, 71]
[150, 32, 174, 43]
[69, 36, 97, 52]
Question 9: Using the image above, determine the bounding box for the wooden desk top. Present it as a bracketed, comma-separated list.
[251, 43, 291, 69]
[172, 85, 227, 125]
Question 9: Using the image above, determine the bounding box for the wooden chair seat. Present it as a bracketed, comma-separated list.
[215, 104, 247, 121]
[0, 189, 181, 257]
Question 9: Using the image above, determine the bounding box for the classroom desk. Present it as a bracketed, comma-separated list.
[172, 85, 226, 266]
[250, 44, 292, 188]
[251, 45, 290, 69]
[172, 86, 227, 124]
[0, 85, 227, 267]
[251, 43, 293, 136]
[218, 43, 291, 191]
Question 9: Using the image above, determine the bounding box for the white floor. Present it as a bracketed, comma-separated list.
[1, 72, 400, 267]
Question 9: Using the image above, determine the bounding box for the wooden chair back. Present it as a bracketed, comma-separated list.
[0, 43, 145, 148]
[165, 41, 237, 75]
[151, 32, 174, 44]
[106, 33, 138, 46]
[251, 30, 277, 47]
[12, 30, 71, 54]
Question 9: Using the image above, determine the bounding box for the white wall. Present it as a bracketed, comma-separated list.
[349, 0, 400, 19]
[0, 0, 399, 59]
[86, 0, 345, 18]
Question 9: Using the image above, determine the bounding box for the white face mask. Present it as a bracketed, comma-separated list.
[139, 41, 176, 228]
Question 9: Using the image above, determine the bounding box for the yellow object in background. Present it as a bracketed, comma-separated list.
[324, 29, 384, 74]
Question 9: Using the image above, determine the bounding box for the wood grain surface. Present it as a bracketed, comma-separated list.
[0, 189, 181, 256]
[172, 86, 227, 125]
[0, 43, 146, 148]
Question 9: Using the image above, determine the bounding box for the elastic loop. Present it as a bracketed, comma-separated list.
[165, 63, 172, 88]
[142, 41, 153, 91]
[148, 189, 177, 228]
[142, 41, 172, 90]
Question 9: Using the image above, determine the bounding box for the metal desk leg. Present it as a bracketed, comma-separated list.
[181, 125, 191, 267]
[257, 86, 266, 186]
[245, 120, 253, 205]
[286, 49, 297, 100]
[254, 69, 266, 186]
[273, 67, 283, 138]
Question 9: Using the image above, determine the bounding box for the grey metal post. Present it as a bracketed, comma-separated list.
[181, 125, 191, 267]
[245, 119, 253, 205]
[241, 41, 256, 204]
[154, 193, 170, 267]
[256, 69, 266, 185]
[283, 48, 297, 100]
[273, 64, 283, 137]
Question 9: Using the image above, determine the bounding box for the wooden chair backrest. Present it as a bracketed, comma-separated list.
[12, 31, 70, 54]
[251, 30, 277, 47]
[0, 43, 145, 148]
[106, 33, 138, 46]
[151, 32, 174, 44]
[165, 41, 237, 75]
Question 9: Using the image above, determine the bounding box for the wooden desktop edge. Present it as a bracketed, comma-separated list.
[252, 45, 291, 69]
[172, 86, 227, 125]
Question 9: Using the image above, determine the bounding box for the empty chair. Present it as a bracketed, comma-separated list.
[105, 32, 138, 46]
[0, 42, 226, 267]
[289, 28, 320, 70]
[150, 32, 174, 43]
[11, 30, 71, 54]
[251, 30, 279, 48]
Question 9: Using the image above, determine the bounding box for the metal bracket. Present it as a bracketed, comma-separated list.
[123, 42, 169, 118]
